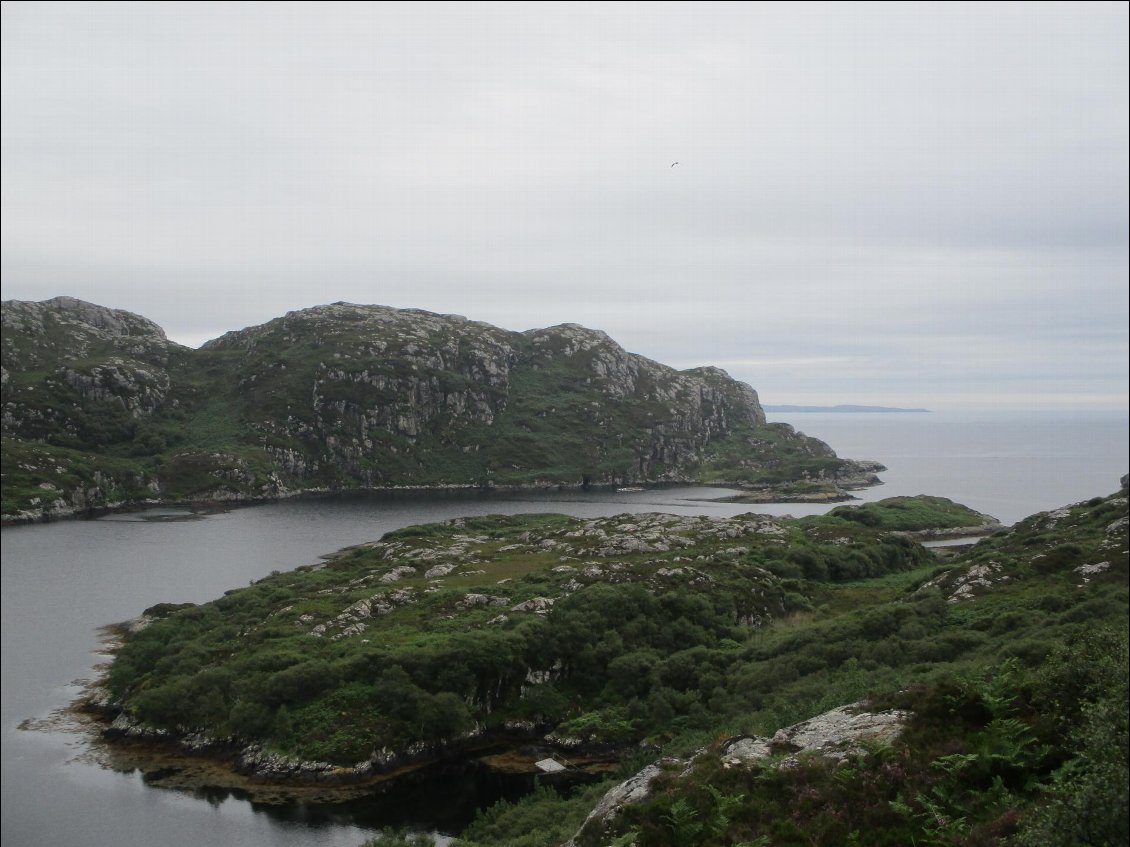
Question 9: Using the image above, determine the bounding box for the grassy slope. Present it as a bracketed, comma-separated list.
[813, 495, 997, 532]
[593, 490, 1129, 847]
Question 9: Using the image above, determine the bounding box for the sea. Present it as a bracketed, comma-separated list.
[1, 409, 1126, 847]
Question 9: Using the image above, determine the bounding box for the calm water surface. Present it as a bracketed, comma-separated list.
[2, 410, 1127, 847]
[772, 409, 1129, 525]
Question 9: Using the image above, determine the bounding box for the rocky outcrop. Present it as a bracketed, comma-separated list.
[202, 304, 782, 490]
[2, 296, 170, 354]
[564, 758, 694, 847]
[892, 521, 1001, 543]
[719, 702, 907, 768]
[565, 701, 909, 847]
[291, 512, 795, 643]
[2, 297, 183, 440]
[58, 361, 171, 418]
[218, 303, 518, 466]
[916, 489, 1128, 602]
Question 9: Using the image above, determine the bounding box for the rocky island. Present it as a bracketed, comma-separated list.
[2, 297, 881, 523]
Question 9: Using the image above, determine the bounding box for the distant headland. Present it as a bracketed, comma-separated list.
[764, 404, 932, 413]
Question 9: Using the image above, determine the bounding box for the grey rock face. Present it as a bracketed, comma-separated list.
[721, 702, 907, 768]
[3, 298, 178, 421]
[3, 296, 169, 344]
[918, 560, 1008, 603]
[200, 303, 777, 490]
[212, 303, 518, 473]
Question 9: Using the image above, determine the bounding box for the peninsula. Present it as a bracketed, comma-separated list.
[89, 486, 1129, 846]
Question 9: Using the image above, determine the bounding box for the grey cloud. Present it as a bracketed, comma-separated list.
[2, 1, 1126, 410]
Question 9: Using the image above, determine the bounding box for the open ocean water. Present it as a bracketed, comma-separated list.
[764, 409, 1129, 526]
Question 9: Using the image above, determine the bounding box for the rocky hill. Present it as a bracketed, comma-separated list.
[95, 496, 954, 787]
[90, 488, 1128, 846]
[1, 298, 880, 521]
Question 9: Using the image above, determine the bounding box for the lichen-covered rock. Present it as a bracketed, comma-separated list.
[510, 597, 555, 613]
[742, 702, 907, 766]
[563, 759, 680, 847]
[919, 560, 1008, 603]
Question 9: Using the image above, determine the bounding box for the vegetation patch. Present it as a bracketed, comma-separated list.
[107, 509, 936, 764]
[814, 495, 996, 532]
[99, 477, 1128, 846]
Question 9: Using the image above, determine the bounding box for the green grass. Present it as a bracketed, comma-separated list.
[811, 495, 995, 532]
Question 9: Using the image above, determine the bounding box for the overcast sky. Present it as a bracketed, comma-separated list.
[2, 2, 1127, 410]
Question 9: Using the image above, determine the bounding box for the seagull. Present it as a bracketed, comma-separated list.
[670, 161, 679, 167]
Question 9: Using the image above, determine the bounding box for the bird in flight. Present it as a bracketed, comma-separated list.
[670, 161, 679, 167]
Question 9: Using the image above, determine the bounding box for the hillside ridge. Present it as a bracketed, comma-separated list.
[2, 297, 881, 522]
[84, 486, 1129, 846]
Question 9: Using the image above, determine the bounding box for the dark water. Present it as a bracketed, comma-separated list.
[2, 410, 1127, 847]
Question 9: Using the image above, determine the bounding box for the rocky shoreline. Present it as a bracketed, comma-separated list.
[81, 701, 619, 804]
[710, 460, 888, 504]
[72, 623, 620, 804]
[712, 488, 857, 505]
[1, 474, 886, 526]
